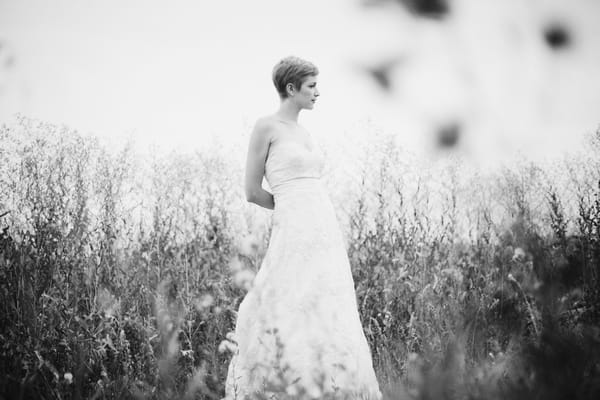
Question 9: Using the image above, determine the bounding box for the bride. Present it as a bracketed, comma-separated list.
[223, 56, 382, 400]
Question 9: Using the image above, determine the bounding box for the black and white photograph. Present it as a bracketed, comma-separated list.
[1, 0, 600, 399]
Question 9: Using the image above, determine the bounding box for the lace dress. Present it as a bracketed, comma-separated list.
[223, 134, 382, 400]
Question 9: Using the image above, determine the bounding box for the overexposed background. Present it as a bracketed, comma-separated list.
[1, 0, 599, 169]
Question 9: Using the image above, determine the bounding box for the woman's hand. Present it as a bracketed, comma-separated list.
[244, 118, 275, 210]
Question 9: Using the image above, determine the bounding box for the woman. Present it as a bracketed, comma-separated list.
[224, 56, 382, 400]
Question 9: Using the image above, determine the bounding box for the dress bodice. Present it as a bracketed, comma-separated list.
[264, 137, 325, 196]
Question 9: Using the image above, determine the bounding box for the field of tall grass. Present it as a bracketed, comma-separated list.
[1, 115, 599, 399]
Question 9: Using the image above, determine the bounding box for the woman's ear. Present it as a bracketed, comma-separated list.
[286, 83, 295, 96]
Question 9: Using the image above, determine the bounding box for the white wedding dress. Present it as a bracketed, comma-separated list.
[223, 135, 382, 400]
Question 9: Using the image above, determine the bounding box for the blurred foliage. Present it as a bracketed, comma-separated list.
[0, 115, 599, 399]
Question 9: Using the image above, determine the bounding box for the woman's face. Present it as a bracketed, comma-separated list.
[293, 75, 319, 109]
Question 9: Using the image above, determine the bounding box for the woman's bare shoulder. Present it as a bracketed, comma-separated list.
[252, 115, 281, 142]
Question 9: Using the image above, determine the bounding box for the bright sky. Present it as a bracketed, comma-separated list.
[1, 0, 599, 168]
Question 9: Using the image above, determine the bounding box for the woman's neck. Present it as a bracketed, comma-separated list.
[276, 101, 300, 123]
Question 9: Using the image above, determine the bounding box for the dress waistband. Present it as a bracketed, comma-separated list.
[270, 177, 323, 197]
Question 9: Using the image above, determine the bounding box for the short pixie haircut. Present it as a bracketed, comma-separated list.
[272, 56, 319, 99]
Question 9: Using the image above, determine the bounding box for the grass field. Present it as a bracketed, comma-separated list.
[1, 115, 599, 399]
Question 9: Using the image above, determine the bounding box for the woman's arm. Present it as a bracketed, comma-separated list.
[244, 118, 275, 210]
